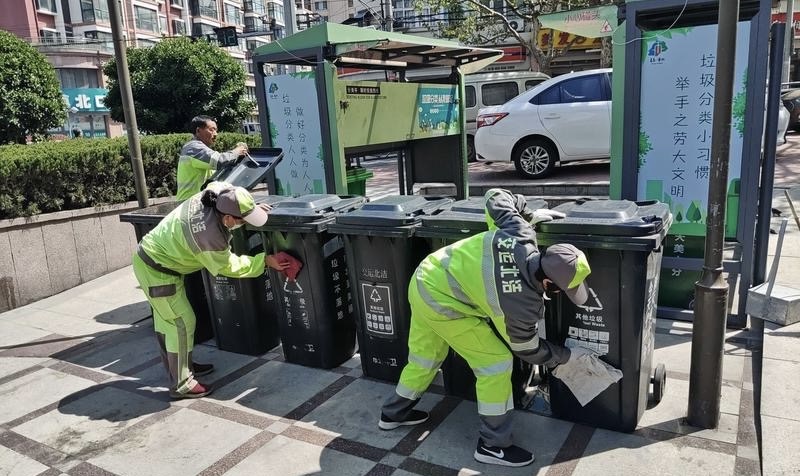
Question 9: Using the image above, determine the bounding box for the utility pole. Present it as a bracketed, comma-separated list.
[385, 0, 393, 32]
[784, 0, 795, 82]
[687, 0, 739, 430]
[283, 0, 298, 74]
[107, 0, 148, 208]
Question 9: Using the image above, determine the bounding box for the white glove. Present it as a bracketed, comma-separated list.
[552, 346, 623, 406]
[531, 209, 566, 225]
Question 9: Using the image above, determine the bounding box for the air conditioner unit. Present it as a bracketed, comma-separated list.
[508, 19, 525, 32]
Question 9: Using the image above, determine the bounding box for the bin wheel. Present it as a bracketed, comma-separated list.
[651, 363, 666, 404]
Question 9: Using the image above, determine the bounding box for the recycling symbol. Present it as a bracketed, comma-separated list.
[370, 289, 382, 303]
[577, 287, 604, 312]
[600, 20, 613, 33]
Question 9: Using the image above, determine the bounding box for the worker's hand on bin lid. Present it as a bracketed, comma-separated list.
[269, 252, 303, 281]
[539, 243, 591, 306]
[203, 185, 269, 227]
[530, 209, 566, 225]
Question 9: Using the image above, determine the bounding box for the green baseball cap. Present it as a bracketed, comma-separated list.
[541, 244, 591, 305]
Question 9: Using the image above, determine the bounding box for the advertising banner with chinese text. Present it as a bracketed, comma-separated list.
[638, 22, 750, 238]
[264, 72, 326, 196]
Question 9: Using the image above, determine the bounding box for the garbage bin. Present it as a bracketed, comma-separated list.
[255, 194, 367, 369]
[327, 195, 453, 382]
[120, 202, 214, 345]
[201, 192, 289, 356]
[346, 166, 374, 196]
[535, 199, 671, 432]
[416, 196, 548, 406]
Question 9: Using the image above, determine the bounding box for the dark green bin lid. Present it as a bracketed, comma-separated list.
[537, 200, 671, 237]
[256, 194, 367, 230]
[334, 195, 453, 227]
[418, 197, 548, 237]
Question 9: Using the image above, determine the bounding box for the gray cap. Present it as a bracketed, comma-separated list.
[213, 186, 269, 227]
[540, 244, 591, 305]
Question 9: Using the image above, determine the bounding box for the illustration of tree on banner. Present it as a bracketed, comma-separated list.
[412, 0, 616, 74]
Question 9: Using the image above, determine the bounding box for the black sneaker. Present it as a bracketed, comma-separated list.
[474, 439, 535, 467]
[378, 410, 429, 430]
[193, 362, 214, 377]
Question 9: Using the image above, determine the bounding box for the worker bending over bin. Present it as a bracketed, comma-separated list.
[133, 182, 294, 399]
[378, 188, 622, 468]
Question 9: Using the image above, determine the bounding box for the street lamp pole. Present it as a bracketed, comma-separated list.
[687, 0, 739, 429]
[107, 0, 149, 209]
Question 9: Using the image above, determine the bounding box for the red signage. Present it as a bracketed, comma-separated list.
[495, 45, 526, 63]
[772, 12, 800, 37]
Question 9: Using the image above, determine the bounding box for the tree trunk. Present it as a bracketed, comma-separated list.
[601, 36, 613, 68]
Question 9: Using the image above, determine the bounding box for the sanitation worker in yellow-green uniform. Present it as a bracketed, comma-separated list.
[175, 115, 249, 202]
[378, 188, 592, 468]
[133, 182, 289, 399]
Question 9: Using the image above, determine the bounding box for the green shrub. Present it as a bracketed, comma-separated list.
[0, 133, 261, 219]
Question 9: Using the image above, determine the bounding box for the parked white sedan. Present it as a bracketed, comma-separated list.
[475, 68, 613, 179]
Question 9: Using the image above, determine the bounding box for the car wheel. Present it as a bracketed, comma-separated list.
[513, 139, 557, 179]
[467, 136, 476, 163]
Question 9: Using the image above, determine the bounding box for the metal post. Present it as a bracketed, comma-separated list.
[107, 0, 148, 208]
[687, 0, 739, 430]
[385, 0, 393, 32]
[784, 0, 794, 82]
[283, 0, 298, 74]
[754, 23, 786, 287]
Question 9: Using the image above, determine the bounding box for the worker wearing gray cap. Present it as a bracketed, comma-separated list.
[378, 188, 591, 468]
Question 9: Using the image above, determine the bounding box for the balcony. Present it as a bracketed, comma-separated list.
[32, 37, 115, 56]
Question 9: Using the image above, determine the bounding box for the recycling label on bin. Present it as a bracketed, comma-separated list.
[564, 286, 610, 356]
[361, 283, 394, 337]
[213, 276, 238, 301]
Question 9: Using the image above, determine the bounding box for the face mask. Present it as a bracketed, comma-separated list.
[229, 222, 244, 230]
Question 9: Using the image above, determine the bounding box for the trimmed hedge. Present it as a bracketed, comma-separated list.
[0, 133, 261, 219]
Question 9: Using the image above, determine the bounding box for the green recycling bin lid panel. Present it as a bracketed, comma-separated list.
[265, 194, 366, 225]
[334, 195, 453, 228]
[422, 197, 548, 232]
[538, 200, 671, 237]
[119, 202, 180, 223]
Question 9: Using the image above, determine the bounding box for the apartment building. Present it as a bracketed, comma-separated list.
[0, 0, 281, 137]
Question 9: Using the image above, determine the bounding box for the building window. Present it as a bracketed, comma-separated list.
[172, 19, 187, 35]
[58, 68, 100, 88]
[170, 0, 184, 7]
[225, 4, 244, 25]
[37, 0, 57, 13]
[191, 22, 216, 36]
[246, 86, 256, 101]
[80, 0, 110, 23]
[244, 0, 267, 15]
[347, 0, 353, 6]
[160, 15, 168, 33]
[39, 29, 62, 44]
[138, 39, 158, 48]
[84, 30, 113, 44]
[134, 6, 159, 32]
[192, 0, 219, 18]
[267, 2, 284, 23]
[314, 1, 328, 10]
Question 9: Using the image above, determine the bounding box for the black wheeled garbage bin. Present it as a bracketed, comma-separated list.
[255, 194, 366, 369]
[201, 193, 289, 356]
[328, 195, 453, 382]
[416, 196, 548, 406]
[535, 199, 671, 432]
[120, 202, 214, 344]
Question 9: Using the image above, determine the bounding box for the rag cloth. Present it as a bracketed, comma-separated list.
[273, 252, 303, 281]
[552, 345, 623, 406]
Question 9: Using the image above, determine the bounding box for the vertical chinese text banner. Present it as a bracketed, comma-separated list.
[264, 71, 326, 196]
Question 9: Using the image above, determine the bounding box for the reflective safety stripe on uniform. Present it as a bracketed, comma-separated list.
[132, 253, 198, 394]
[396, 276, 514, 417]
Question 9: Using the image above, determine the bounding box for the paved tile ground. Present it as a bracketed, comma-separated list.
[0, 265, 770, 476]
[0, 134, 796, 475]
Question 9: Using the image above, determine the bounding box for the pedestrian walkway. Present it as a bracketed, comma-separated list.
[0, 265, 770, 476]
[0, 136, 797, 475]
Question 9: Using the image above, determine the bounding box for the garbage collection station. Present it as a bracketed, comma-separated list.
[119, 0, 783, 434]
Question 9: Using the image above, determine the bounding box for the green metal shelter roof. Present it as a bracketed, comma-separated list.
[252, 23, 503, 74]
